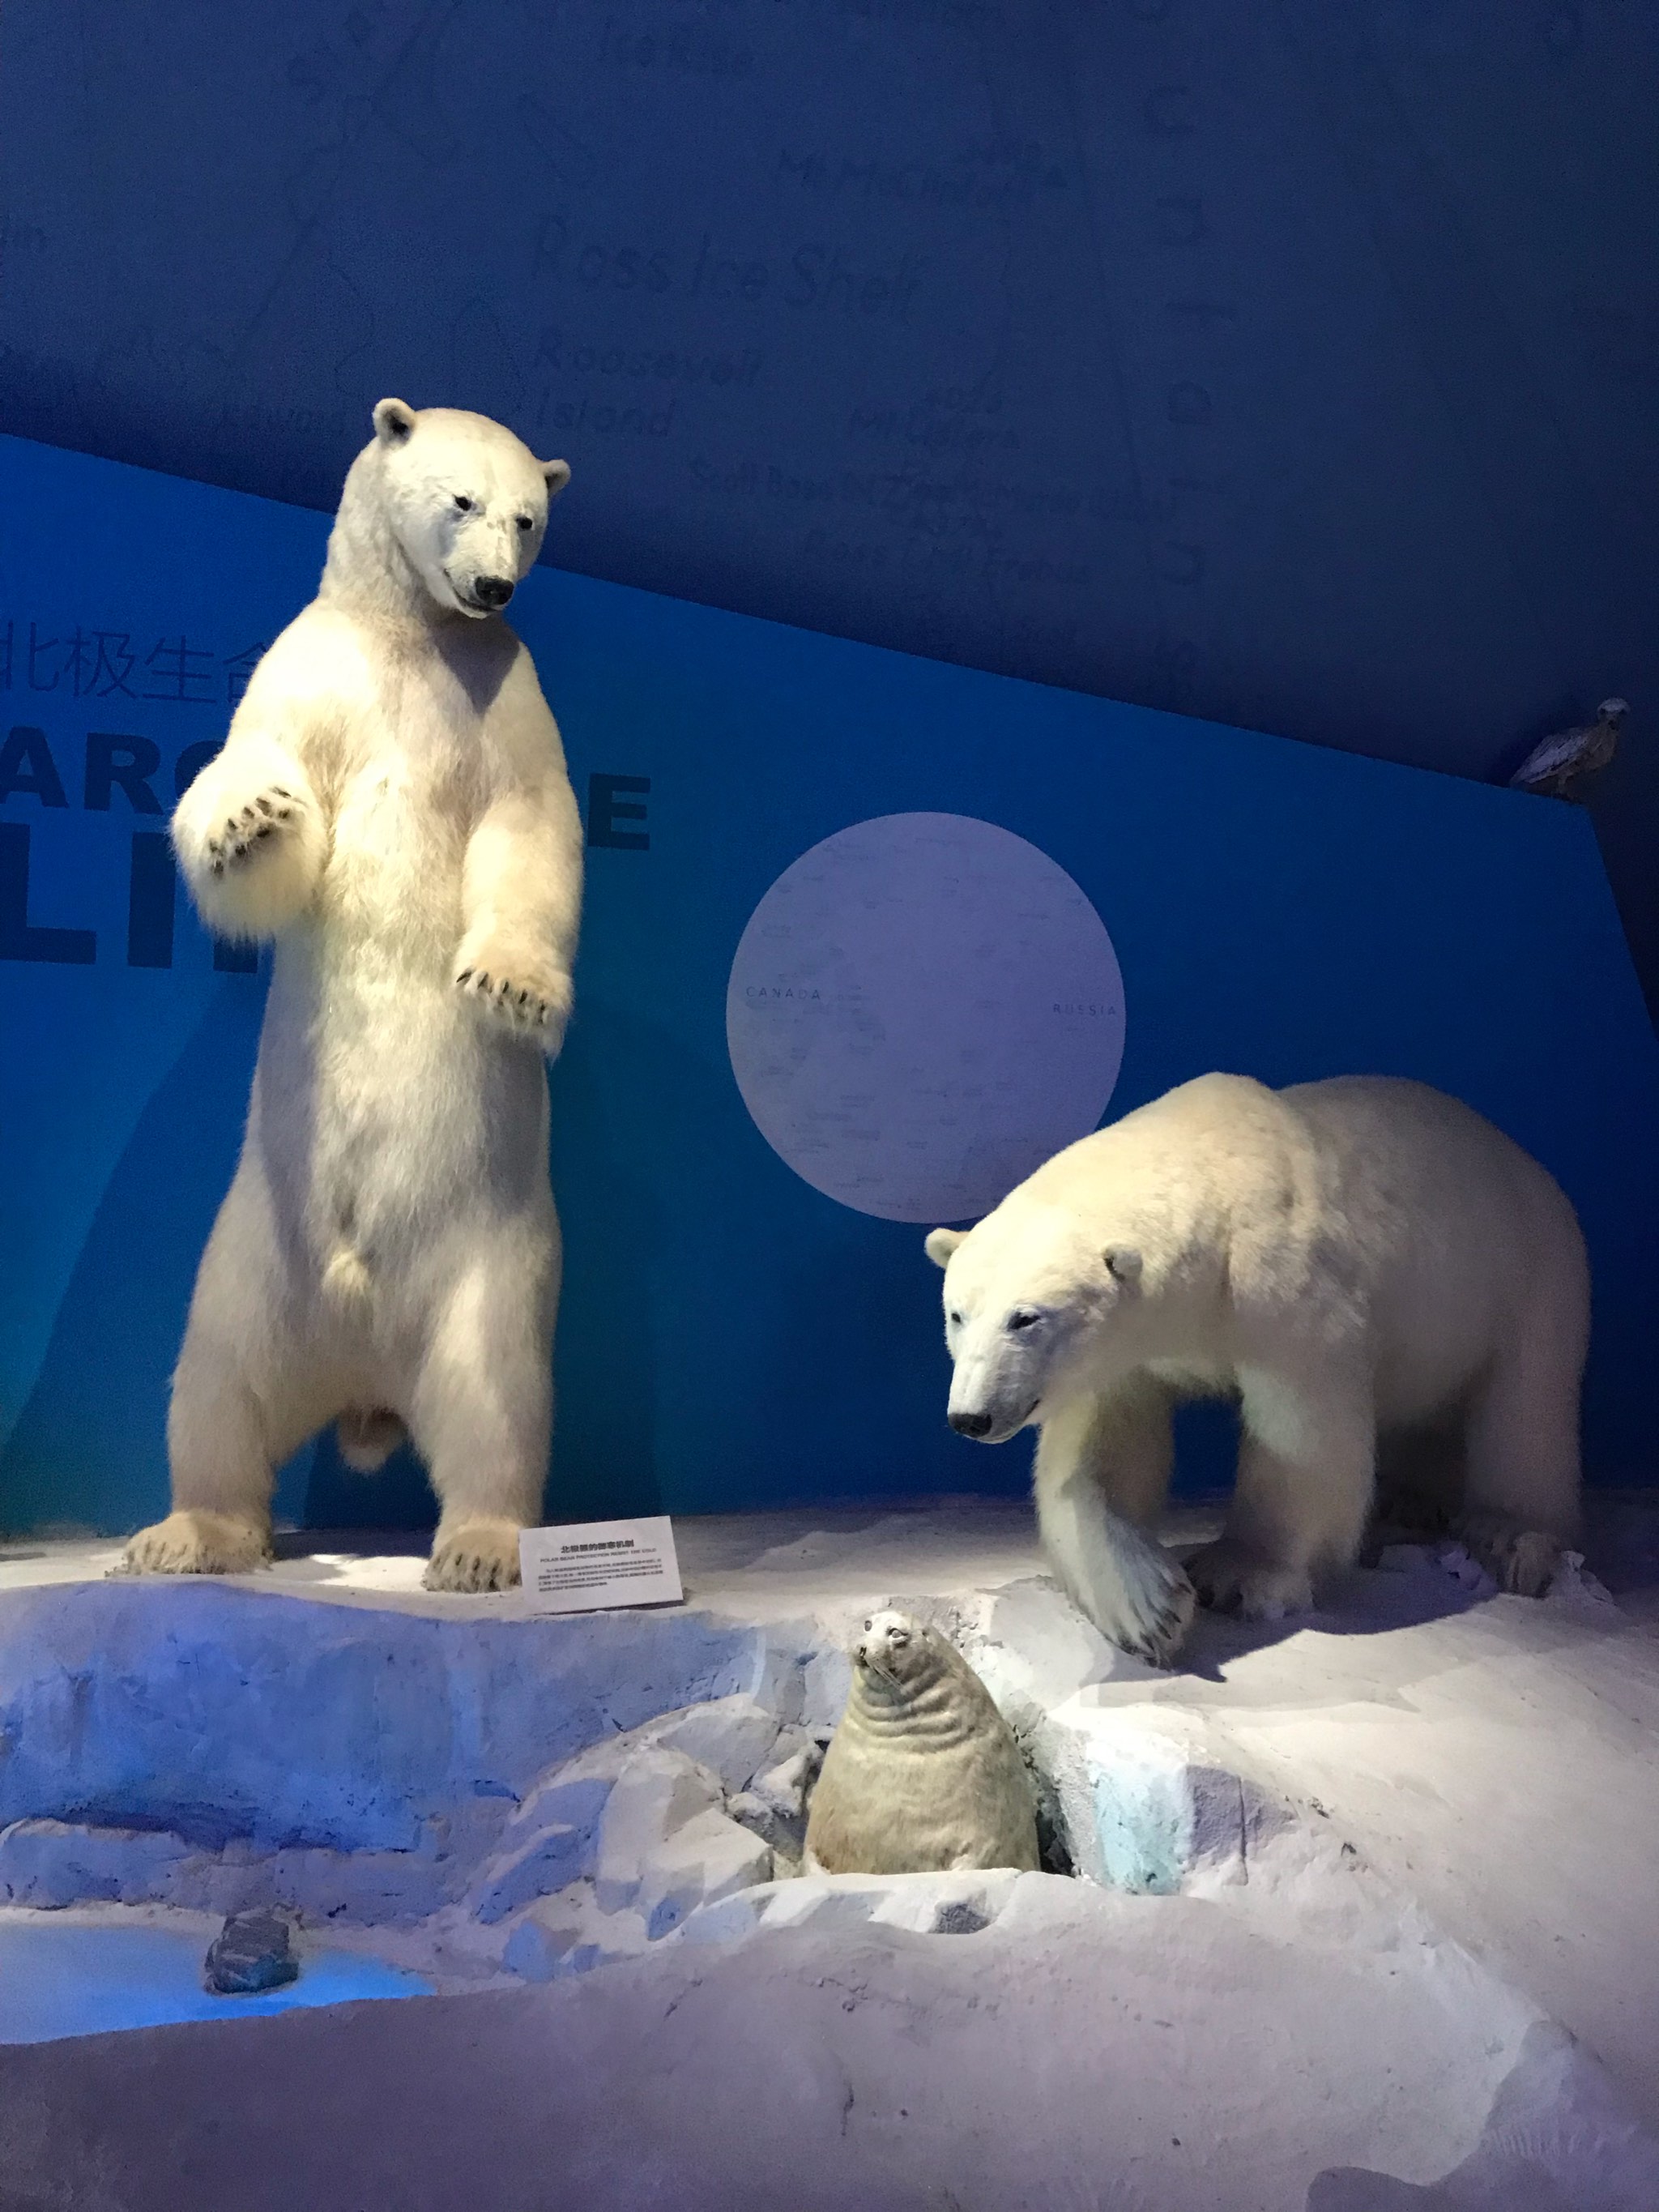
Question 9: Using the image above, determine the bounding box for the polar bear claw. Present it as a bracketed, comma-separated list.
[205, 787, 304, 876]
[1456, 1514, 1564, 1599]
[120, 1510, 273, 1578]
[454, 963, 569, 1049]
[1122, 1554, 1199, 1664]
[424, 1519, 523, 1593]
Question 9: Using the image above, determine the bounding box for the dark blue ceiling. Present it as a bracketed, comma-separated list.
[2, 0, 1655, 1008]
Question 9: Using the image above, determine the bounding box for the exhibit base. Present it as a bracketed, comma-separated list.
[0, 1495, 1657, 2209]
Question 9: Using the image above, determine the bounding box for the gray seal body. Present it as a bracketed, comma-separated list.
[804, 1611, 1040, 1876]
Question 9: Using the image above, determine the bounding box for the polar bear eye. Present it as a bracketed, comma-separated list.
[453, 494, 476, 513]
[514, 514, 534, 532]
[1007, 1309, 1043, 1333]
[948, 1309, 963, 1326]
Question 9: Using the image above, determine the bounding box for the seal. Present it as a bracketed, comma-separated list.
[804, 1610, 1040, 1876]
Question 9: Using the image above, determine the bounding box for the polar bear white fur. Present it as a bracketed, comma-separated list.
[122, 399, 581, 1593]
[926, 1074, 1589, 1665]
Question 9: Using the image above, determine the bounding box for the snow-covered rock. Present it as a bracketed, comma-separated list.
[0, 1818, 195, 1908]
[647, 1696, 781, 1793]
[634, 1808, 774, 1939]
[467, 1698, 787, 1926]
[468, 1821, 589, 1928]
[501, 1883, 651, 1983]
[592, 1750, 724, 1915]
[674, 1867, 1023, 1948]
[1037, 1703, 1277, 1892]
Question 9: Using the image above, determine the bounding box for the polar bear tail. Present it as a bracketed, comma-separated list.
[335, 1407, 407, 1475]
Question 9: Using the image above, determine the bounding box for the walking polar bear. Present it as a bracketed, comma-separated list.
[124, 399, 581, 1593]
[928, 1074, 1589, 1665]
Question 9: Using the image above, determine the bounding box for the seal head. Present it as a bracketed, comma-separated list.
[853, 1609, 932, 1691]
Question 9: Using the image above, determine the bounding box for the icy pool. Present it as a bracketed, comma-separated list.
[0, 1915, 432, 2043]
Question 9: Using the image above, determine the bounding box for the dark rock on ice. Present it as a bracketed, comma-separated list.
[204, 1907, 300, 1996]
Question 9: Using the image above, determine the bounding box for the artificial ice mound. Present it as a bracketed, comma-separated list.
[0, 1569, 1246, 1970]
[4, 1528, 1657, 2211]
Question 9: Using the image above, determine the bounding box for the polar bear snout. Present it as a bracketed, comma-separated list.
[444, 567, 516, 616]
[945, 1371, 1040, 1445]
[947, 1400, 1038, 1445]
[945, 1322, 1047, 1443]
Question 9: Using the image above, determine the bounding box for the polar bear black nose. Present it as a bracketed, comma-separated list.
[949, 1411, 993, 1439]
[473, 575, 514, 610]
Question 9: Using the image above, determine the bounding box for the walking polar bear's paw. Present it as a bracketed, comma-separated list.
[1113, 1547, 1199, 1663]
[1455, 1514, 1566, 1599]
[1056, 1514, 1196, 1666]
[1082, 1556, 1196, 1668]
[1183, 1539, 1313, 1623]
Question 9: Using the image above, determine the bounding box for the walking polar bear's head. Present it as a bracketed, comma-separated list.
[925, 1207, 1147, 1444]
[367, 398, 571, 620]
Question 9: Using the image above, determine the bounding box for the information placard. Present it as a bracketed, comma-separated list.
[518, 1516, 684, 1616]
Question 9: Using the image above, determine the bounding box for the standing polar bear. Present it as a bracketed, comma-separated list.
[124, 399, 581, 1592]
[927, 1074, 1588, 1665]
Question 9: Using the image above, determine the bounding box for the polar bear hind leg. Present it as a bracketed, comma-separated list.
[123, 1176, 334, 1576]
[409, 1227, 557, 1594]
[125, 1322, 312, 1576]
[1033, 1379, 1196, 1665]
[1456, 1315, 1584, 1597]
[1187, 1364, 1375, 1621]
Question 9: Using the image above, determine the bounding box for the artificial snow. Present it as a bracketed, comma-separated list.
[0, 1492, 1655, 2208]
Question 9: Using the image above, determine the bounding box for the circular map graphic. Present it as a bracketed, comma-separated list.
[726, 812, 1127, 1223]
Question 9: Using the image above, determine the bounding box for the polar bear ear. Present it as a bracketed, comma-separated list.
[541, 457, 572, 500]
[373, 398, 418, 448]
[925, 1228, 965, 1269]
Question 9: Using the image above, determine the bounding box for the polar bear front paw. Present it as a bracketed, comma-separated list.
[1116, 1553, 1198, 1667]
[454, 959, 571, 1056]
[118, 1510, 273, 1577]
[424, 1518, 523, 1593]
[203, 787, 304, 878]
[1068, 1540, 1196, 1668]
[177, 771, 325, 937]
[1186, 1538, 1313, 1622]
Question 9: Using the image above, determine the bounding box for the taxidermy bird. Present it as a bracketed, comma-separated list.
[1508, 698, 1629, 803]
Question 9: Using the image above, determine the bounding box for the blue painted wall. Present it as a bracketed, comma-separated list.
[2, 1, 1656, 1014]
[2, 434, 1656, 1538]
